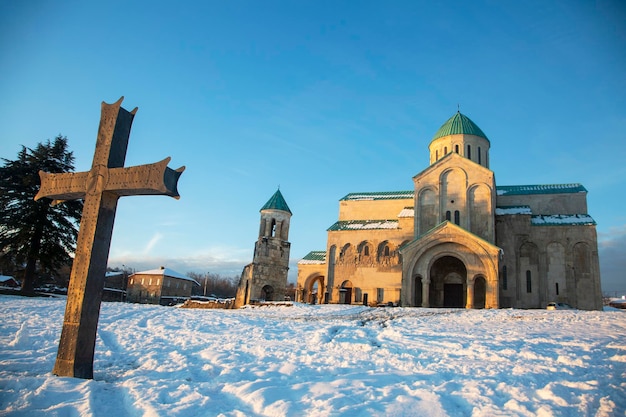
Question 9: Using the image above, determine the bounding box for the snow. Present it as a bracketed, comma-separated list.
[1, 295, 625, 416]
[495, 206, 532, 215]
[531, 214, 596, 226]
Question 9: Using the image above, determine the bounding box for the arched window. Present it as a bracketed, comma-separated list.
[364, 246, 369, 256]
[454, 210, 460, 225]
[556, 282, 559, 295]
[384, 246, 390, 256]
[436, 150, 439, 160]
[526, 270, 532, 293]
[478, 147, 482, 164]
[444, 146, 448, 154]
[445, 211, 451, 221]
[455, 144, 459, 153]
[467, 144, 471, 160]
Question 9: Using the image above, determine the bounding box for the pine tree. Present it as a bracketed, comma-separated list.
[0, 136, 83, 294]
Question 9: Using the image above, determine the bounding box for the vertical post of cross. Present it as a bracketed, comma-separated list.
[35, 97, 184, 379]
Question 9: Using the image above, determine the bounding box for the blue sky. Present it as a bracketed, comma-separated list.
[1, 1, 625, 293]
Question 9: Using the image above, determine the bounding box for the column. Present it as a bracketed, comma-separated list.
[466, 279, 474, 309]
[422, 279, 430, 308]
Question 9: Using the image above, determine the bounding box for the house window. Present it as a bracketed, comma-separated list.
[526, 271, 532, 293]
[478, 147, 482, 164]
[454, 210, 460, 225]
[455, 144, 459, 153]
[364, 246, 369, 256]
[184, 283, 187, 290]
[467, 144, 471, 160]
[141, 278, 145, 285]
[436, 150, 439, 160]
[556, 282, 559, 295]
[445, 211, 451, 221]
[149, 278, 152, 285]
[377, 288, 384, 303]
[156, 279, 160, 286]
[502, 266, 508, 290]
[444, 146, 448, 154]
[384, 246, 390, 257]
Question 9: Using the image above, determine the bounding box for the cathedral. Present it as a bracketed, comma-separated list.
[297, 112, 602, 310]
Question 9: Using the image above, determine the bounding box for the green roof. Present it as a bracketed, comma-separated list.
[328, 220, 399, 231]
[300, 251, 326, 262]
[260, 189, 292, 214]
[497, 184, 587, 196]
[340, 190, 414, 201]
[432, 111, 488, 141]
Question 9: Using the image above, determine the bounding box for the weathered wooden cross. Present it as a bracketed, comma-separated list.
[35, 97, 185, 379]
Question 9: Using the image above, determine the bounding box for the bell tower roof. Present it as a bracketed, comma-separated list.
[432, 111, 488, 141]
[260, 188, 292, 214]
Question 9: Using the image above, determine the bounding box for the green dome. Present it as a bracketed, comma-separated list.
[432, 112, 488, 141]
[260, 189, 292, 214]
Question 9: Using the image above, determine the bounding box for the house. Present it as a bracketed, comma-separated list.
[0, 275, 20, 288]
[126, 267, 199, 305]
[297, 111, 602, 310]
[102, 271, 127, 302]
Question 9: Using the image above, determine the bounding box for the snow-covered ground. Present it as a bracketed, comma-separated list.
[1, 295, 625, 417]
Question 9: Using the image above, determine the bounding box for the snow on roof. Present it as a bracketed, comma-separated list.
[495, 206, 532, 215]
[397, 207, 415, 218]
[496, 184, 586, 196]
[0, 275, 16, 283]
[132, 267, 199, 285]
[328, 220, 399, 231]
[531, 214, 596, 226]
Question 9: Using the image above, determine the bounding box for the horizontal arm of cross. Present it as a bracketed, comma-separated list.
[35, 171, 89, 202]
[107, 157, 185, 198]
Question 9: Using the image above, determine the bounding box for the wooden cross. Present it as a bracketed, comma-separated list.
[35, 97, 185, 379]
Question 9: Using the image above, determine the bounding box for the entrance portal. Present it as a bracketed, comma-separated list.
[444, 284, 464, 307]
[261, 285, 274, 301]
[474, 276, 486, 309]
[339, 280, 353, 304]
[429, 256, 467, 308]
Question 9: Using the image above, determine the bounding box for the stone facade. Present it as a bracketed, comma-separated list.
[235, 189, 292, 307]
[297, 112, 602, 310]
[126, 267, 199, 305]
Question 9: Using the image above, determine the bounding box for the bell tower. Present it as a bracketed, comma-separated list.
[235, 189, 292, 307]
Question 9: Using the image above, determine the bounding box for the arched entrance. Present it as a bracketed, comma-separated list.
[429, 256, 467, 308]
[261, 285, 274, 301]
[474, 276, 486, 309]
[339, 280, 353, 304]
[414, 275, 423, 307]
[306, 276, 324, 304]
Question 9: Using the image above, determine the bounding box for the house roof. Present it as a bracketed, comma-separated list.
[340, 190, 414, 201]
[432, 111, 488, 141]
[328, 220, 399, 231]
[497, 184, 587, 196]
[132, 267, 199, 285]
[261, 189, 292, 214]
[299, 251, 327, 264]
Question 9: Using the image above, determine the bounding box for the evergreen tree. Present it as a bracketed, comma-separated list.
[0, 136, 83, 294]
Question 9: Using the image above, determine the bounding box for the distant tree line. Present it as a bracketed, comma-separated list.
[188, 272, 239, 298]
